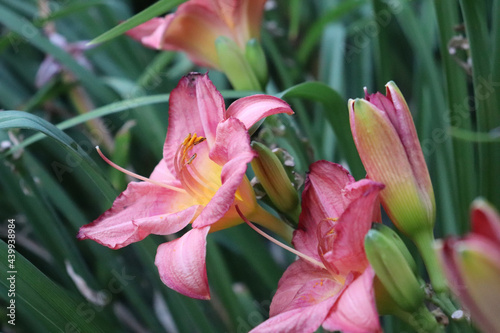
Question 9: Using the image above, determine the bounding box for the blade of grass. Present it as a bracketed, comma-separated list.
[0, 111, 116, 202]
[298, 0, 366, 65]
[0, 239, 115, 333]
[433, 0, 476, 233]
[0, 4, 115, 104]
[459, 0, 500, 209]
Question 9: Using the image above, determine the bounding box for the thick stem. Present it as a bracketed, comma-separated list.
[399, 305, 443, 333]
[413, 231, 447, 294]
[248, 205, 294, 243]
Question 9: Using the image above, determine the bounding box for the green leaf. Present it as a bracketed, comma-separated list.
[89, 0, 187, 45]
[298, 0, 365, 64]
[0, 4, 115, 104]
[276, 82, 365, 178]
[0, 239, 114, 333]
[0, 111, 116, 202]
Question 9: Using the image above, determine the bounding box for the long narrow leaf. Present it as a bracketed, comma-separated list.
[0, 111, 116, 202]
[0, 239, 115, 333]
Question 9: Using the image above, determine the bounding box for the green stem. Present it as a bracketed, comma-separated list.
[430, 292, 458, 317]
[393, 305, 443, 333]
[249, 205, 294, 243]
[413, 231, 447, 293]
[459, 0, 500, 209]
[433, 0, 476, 234]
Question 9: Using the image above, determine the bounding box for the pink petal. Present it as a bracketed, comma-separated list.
[192, 117, 256, 228]
[323, 267, 381, 333]
[319, 180, 384, 276]
[225, 95, 294, 130]
[344, 178, 384, 223]
[149, 158, 181, 185]
[270, 260, 334, 316]
[155, 227, 210, 300]
[251, 298, 338, 333]
[385, 82, 433, 194]
[159, 3, 233, 68]
[471, 199, 500, 246]
[126, 17, 169, 49]
[163, 73, 225, 175]
[293, 161, 354, 260]
[439, 236, 500, 333]
[77, 182, 199, 249]
[253, 260, 343, 333]
[238, 0, 267, 42]
[275, 261, 343, 315]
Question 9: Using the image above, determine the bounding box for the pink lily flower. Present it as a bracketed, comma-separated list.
[77, 72, 293, 300]
[437, 199, 500, 333]
[126, 0, 267, 70]
[251, 160, 384, 333]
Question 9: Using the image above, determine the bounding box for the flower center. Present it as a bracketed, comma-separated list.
[174, 133, 223, 205]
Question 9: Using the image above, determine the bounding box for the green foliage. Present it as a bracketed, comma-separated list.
[0, 0, 498, 332]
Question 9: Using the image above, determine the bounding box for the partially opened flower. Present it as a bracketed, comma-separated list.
[126, 0, 266, 70]
[349, 82, 446, 294]
[437, 199, 500, 333]
[77, 72, 294, 300]
[251, 160, 383, 333]
[349, 81, 435, 239]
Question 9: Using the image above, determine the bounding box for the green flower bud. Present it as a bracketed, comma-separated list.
[365, 226, 424, 312]
[371, 223, 417, 274]
[215, 36, 262, 91]
[245, 39, 268, 89]
[250, 142, 300, 221]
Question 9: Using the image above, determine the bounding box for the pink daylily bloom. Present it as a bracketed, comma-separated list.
[251, 160, 384, 333]
[78, 72, 293, 299]
[437, 199, 500, 333]
[126, 0, 267, 69]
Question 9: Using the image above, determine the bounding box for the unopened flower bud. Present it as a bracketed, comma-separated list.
[215, 36, 261, 91]
[250, 142, 300, 221]
[371, 223, 417, 274]
[349, 81, 435, 238]
[365, 225, 424, 312]
[245, 39, 268, 89]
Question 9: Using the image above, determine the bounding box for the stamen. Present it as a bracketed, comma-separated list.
[235, 206, 326, 270]
[187, 153, 197, 165]
[96, 146, 187, 194]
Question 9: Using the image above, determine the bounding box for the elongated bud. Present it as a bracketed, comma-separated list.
[365, 226, 424, 312]
[215, 36, 262, 91]
[349, 81, 435, 238]
[245, 39, 268, 89]
[371, 223, 417, 274]
[250, 142, 300, 222]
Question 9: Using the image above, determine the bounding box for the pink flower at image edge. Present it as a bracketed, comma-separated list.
[438, 199, 500, 333]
